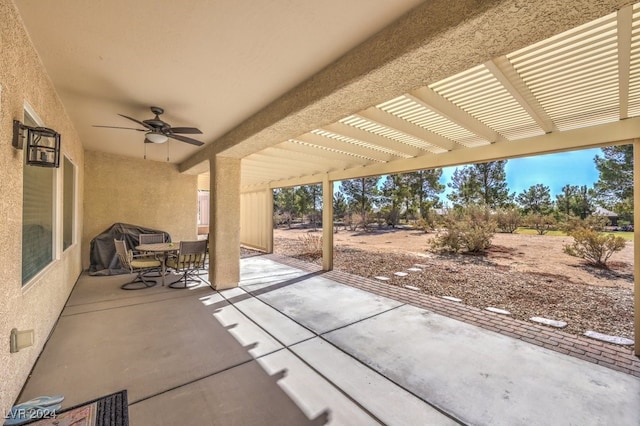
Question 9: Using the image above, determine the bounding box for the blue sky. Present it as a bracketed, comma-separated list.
[439, 148, 602, 200]
[334, 148, 603, 200]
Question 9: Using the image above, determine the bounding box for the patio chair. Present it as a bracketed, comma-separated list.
[114, 239, 162, 290]
[139, 233, 165, 245]
[196, 235, 209, 276]
[138, 233, 167, 276]
[166, 240, 207, 289]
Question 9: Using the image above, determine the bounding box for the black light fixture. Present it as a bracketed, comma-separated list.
[13, 120, 61, 168]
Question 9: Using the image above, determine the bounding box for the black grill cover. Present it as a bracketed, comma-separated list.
[89, 223, 171, 276]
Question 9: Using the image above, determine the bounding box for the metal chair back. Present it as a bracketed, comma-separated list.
[114, 239, 133, 271]
[139, 233, 165, 244]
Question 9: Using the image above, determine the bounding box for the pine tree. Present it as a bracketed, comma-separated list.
[406, 169, 445, 218]
[516, 184, 553, 214]
[594, 145, 633, 220]
[333, 192, 348, 219]
[273, 187, 296, 227]
[447, 161, 512, 208]
[295, 186, 312, 225]
[339, 177, 380, 224]
[381, 174, 409, 225]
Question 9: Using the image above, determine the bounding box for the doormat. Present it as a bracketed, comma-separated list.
[23, 390, 128, 426]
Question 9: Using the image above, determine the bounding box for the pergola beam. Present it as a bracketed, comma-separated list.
[277, 140, 373, 167]
[409, 86, 505, 143]
[245, 118, 640, 189]
[297, 133, 395, 162]
[485, 57, 558, 133]
[617, 5, 633, 119]
[323, 121, 427, 157]
[351, 109, 456, 153]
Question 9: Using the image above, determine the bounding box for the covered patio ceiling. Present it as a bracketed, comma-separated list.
[239, 2, 640, 190]
[14, 0, 640, 188]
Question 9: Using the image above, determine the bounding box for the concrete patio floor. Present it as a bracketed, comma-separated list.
[16, 255, 640, 425]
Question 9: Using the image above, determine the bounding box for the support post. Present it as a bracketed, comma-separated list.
[209, 155, 241, 290]
[634, 140, 640, 356]
[265, 188, 274, 253]
[322, 176, 334, 271]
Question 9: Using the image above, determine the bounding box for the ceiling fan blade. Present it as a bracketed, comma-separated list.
[168, 127, 202, 134]
[167, 133, 204, 146]
[93, 125, 146, 131]
[118, 114, 154, 130]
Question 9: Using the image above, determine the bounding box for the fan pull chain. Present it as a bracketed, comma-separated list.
[166, 141, 170, 162]
[144, 142, 147, 160]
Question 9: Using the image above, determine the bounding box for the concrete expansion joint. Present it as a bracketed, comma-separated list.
[318, 303, 407, 336]
[128, 357, 256, 407]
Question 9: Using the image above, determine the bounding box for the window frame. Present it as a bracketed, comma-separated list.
[62, 155, 77, 252]
[21, 103, 59, 289]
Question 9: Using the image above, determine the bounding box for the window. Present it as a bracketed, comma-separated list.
[62, 156, 75, 251]
[21, 110, 56, 284]
[198, 190, 210, 226]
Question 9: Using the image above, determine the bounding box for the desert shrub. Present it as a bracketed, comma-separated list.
[431, 205, 496, 253]
[494, 207, 521, 233]
[416, 209, 439, 233]
[523, 212, 556, 235]
[273, 211, 293, 228]
[558, 214, 609, 233]
[343, 213, 360, 231]
[297, 232, 323, 258]
[380, 206, 400, 228]
[563, 228, 626, 268]
[415, 218, 431, 233]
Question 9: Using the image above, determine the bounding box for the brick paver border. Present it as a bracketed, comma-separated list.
[261, 253, 640, 378]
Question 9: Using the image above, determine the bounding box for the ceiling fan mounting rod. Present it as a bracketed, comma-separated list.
[150, 106, 164, 116]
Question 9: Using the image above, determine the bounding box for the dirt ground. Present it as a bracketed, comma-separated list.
[271, 225, 635, 345]
[320, 226, 634, 289]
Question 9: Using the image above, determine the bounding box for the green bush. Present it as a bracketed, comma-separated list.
[494, 207, 521, 233]
[523, 212, 556, 235]
[558, 214, 608, 233]
[431, 206, 496, 253]
[563, 228, 626, 268]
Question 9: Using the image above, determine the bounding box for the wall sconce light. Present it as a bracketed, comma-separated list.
[13, 120, 61, 168]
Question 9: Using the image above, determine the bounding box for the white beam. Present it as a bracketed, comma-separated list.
[278, 140, 372, 167]
[634, 139, 640, 356]
[617, 5, 632, 120]
[243, 156, 319, 174]
[252, 148, 351, 171]
[297, 133, 395, 162]
[322, 175, 334, 271]
[342, 110, 456, 153]
[409, 86, 506, 143]
[485, 57, 557, 133]
[242, 118, 640, 191]
[265, 188, 274, 254]
[323, 121, 425, 157]
[326, 117, 640, 181]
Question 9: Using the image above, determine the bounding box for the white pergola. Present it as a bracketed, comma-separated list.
[239, 4, 639, 188]
[178, 2, 640, 354]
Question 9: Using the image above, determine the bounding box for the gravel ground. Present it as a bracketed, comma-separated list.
[266, 235, 635, 348]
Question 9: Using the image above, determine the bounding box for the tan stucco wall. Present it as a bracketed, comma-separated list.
[82, 151, 198, 269]
[0, 0, 85, 414]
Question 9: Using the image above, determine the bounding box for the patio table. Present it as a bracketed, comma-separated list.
[135, 242, 179, 286]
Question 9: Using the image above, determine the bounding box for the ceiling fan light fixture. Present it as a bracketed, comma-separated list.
[146, 131, 168, 144]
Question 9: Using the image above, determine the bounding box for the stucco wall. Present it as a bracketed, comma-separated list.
[83, 151, 198, 269]
[0, 0, 85, 414]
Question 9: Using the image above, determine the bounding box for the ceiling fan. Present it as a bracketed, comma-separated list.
[94, 106, 204, 146]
